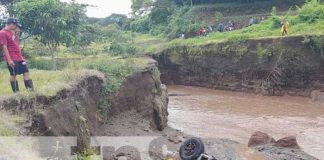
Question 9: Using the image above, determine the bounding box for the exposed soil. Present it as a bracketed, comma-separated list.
[0, 55, 321, 159]
[0, 61, 169, 155]
[154, 35, 324, 96]
[107, 63, 168, 131]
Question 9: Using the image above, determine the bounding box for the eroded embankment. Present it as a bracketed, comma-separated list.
[154, 35, 324, 96]
[0, 60, 169, 154]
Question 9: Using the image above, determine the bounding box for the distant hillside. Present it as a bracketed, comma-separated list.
[186, 0, 304, 29]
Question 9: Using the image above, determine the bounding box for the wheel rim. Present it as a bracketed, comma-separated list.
[184, 142, 196, 155]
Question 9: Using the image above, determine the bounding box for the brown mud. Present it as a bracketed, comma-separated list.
[168, 85, 324, 159]
[154, 35, 324, 96]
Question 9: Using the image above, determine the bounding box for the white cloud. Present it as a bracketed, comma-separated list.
[61, 0, 132, 18]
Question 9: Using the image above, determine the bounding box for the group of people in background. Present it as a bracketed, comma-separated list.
[198, 27, 207, 36]
[248, 16, 266, 26]
[179, 16, 267, 38]
[178, 15, 289, 39]
[196, 21, 236, 37]
[195, 16, 267, 37]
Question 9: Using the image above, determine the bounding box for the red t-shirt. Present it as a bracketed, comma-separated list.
[0, 28, 24, 61]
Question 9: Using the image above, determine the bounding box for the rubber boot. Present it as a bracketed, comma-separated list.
[10, 81, 19, 93]
[24, 79, 34, 91]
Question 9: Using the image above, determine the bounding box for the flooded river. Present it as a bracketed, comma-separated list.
[168, 85, 324, 159]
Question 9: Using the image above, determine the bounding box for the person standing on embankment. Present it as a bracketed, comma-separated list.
[281, 20, 289, 36]
[0, 18, 33, 93]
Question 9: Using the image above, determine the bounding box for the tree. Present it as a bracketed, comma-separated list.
[0, 0, 14, 16]
[98, 14, 128, 27]
[131, 0, 172, 15]
[75, 24, 98, 47]
[0, 0, 13, 6]
[13, 0, 86, 69]
[131, 0, 154, 15]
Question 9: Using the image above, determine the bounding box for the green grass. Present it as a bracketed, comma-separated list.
[169, 16, 324, 47]
[68, 56, 151, 114]
[0, 69, 82, 96]
[134, 34, 168, 54]
[0, 56, 151, 97]
[189, 1, 299, 24]
[133, 0, 324, 53]
[136, 17, 323, 54]
[135, 16, 324, 54]
[0, 111, 28, 136]
[189, 1, 302, 14]
[71, 56, 149, 93]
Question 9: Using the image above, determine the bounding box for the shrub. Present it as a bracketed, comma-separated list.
[109, 41, 138, 56]
[166, 7, 206, 39]
[297, 0, 324, 23]
[28, 57, 69, 70]
[270, 7, 282, 28]
[129, 16, 150, 33]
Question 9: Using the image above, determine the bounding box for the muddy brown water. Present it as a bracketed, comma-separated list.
[168, 85, 324, 160]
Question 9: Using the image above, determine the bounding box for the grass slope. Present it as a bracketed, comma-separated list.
[0, 56, 149, 96]
[170, 17, 324, 46]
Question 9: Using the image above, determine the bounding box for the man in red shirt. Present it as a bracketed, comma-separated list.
[0, 18, 33, 93]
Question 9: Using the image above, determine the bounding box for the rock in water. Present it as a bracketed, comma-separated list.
[248, 131, 276, 147]
[274, 136, 300, 149]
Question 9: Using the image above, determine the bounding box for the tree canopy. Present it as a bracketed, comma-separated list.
[97, 14, 128, 27]
[14, 0, 86, 47]
[13, 0, 86, 69]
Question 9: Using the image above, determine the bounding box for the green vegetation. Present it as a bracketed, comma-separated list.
[72, 56, 148, 94]
[0, 56, 148, 96]
[0, 0, 321, 97]
[2, 0, 317, 59]
[0, 69, 80, 96]
[75, 148, 100, 160]
[0, 113, 20, 136]
[72, 57, 148, 114]
[134, 34, 168, 54]
[14, 0, 86, 69]
[0, 0, 322, 159]
[127, 0, 303, 37]
[152, 0, 324, 51]
[170, 16, 324, 46]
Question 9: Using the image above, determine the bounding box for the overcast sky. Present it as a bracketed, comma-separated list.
[61, 0, 132, 18]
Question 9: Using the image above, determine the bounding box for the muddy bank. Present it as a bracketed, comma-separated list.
[107, 61, 168, 131]
[0, 70, 105, 151]
[0, 60, 169, 153]
[100, 110, 318, 160]
[154, 35, 324, 96]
